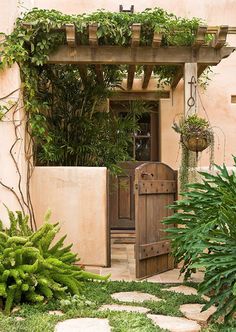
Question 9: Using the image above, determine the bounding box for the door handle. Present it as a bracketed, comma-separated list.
[141, 172, 154, 177]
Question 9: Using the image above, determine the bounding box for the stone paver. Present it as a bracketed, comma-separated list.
[55, 318, 111, 332]
[147, 314, 201, 332]
[162, 285, 210, 301]
[111, 291, 163, 303]
[180, 303, 217, 322]
[15, 317, 25, 321]
[99, 304, 150, 313]
[48, 310, 64, 316]
[146, 269, 204, 283]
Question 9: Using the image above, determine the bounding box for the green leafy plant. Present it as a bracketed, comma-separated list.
[0, 105, 8, 121]
[0, 7, 213, 224]
[163, 156, 236, 320]
[0, 209, 109, 315]
[60, 294, 96, 312]
[31, 64, 145, 171]
[173, 114, 214, 191]
[0, 8, 205, 99]
[0, 8, 206, 174]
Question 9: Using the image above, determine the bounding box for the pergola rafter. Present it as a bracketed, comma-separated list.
[193, 25, 207, 50]
[52, 22, 236, 92]
[126, 23, 141, 90]
[171, 66, 184, 90]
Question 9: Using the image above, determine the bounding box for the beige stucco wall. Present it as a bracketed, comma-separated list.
[30, 167, 108, 266]
[1, 0, 236, 244]
[0, 0, 29, 226]
[32, 0, 236, 169]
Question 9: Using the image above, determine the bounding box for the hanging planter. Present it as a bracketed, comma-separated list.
[173, 114, 213, 152]
[181, 130, 212, 152]
[173, 114, 214, 191]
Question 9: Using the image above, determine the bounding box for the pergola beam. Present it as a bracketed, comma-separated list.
[65, 24, 76, 47]
[193, 25, 207, 50]
[142, 65, 154, 89]
[152, 31, 162, 48]
[212, 25, 228, 49]
[171, 66, 184, 89]
[78, 65, 88, 86]
[131, 23, 141, 47]
[48, 46, 235, 65]
[197, 64, 209, 77]
[127, 65, 136, 90]
[94, 64, 104, 84]
[127, 24, 141, 89]
[89, 23, 98, 47]
[110, 90, 170, 100]
[141, 31, 162, 89]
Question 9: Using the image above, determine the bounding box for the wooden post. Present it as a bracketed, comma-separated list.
[184, 63, 198, 116]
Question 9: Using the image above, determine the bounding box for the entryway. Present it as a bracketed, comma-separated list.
[109, 162, 178, 279]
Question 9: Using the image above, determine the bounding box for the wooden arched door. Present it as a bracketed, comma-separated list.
[134, 162, 177, 278]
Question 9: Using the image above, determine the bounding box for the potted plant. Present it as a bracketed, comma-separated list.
[172, 114, 214, 191]
[172, 114, 213, 152]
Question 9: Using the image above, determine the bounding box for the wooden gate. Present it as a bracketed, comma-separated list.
[134, 162, 177, 279]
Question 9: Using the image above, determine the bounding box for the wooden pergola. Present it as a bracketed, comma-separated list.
[25, 22, 235, 108]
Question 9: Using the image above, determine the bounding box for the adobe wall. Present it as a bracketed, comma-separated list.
[1, 0, 236, 233]
[30, 167, 109, 266]
[0, 0, 27, 226]
[33, 0, 236, 169]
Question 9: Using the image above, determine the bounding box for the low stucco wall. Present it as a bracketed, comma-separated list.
[31, 167, 108, 266]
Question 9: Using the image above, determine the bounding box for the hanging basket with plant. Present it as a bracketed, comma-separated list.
[173, 114, 214, 191]
[173, 114, 214, 152]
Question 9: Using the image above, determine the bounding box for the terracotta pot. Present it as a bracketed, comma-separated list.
[181, 134, 210, 152]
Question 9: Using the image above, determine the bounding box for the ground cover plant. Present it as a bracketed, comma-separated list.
[0, 280, 235, 332]
[164, 156, 236, 321]
[0, 209, 109, 315]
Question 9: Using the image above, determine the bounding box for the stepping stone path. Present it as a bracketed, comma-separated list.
[147, 314, 201, 332]
[100, 304, 150, 314]
[111, 291, 163, 303]
[55, 318, 111, 332]
[54, 290, 213, 332]
[162, 285, 210, 301]
[180, 303, 217, 322]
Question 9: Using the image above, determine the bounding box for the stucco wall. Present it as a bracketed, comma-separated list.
[0, 0, 28, 226]
[32, 0, 236, 169]
[30, 167, 108, 266]
[1, 0, 236, 229]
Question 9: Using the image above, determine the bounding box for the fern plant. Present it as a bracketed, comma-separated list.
[0, 209, 109, 315]
[163, 156, 236, 321]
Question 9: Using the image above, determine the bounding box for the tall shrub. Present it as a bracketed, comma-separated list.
[32, 65, 145, 172]
[163, 156, 236, 320]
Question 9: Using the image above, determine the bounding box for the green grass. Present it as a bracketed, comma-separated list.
[0, 281, 235, 332]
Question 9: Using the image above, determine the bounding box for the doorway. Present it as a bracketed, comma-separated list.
[109, 101, 160, 230]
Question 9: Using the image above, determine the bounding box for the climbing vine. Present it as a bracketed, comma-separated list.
[0, 7, 207, 224]
[0, 8, 202, 81]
